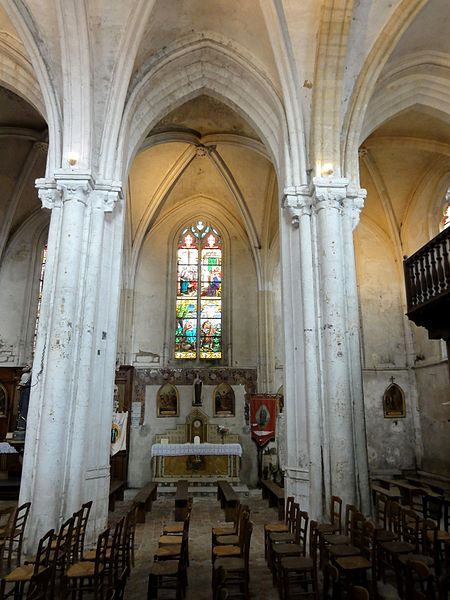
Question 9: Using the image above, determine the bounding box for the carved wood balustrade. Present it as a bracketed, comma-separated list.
[403, 226, 450, 340]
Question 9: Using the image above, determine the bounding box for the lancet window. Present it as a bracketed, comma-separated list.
[32, 243, 48, 353]
[175, 221, 222, 360]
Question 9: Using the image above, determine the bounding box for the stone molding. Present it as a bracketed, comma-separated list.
[282, 179, 366, 228]
[35, 176, 123, 212]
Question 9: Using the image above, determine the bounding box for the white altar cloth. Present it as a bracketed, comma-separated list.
[151, 443, 242, 457]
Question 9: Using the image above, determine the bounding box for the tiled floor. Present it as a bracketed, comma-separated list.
[117, 490, 400, 600]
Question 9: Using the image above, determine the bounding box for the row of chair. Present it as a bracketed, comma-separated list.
[211, 503, 253, 599]
[264, 492, 450, 599]
[147, 497, 193, 599]
[0, 499, 138, 599]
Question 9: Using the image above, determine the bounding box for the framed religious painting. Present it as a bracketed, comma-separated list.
[157, 383, 179, 417]
[383, 382, 406, 418]
[213, 383, 235, 417]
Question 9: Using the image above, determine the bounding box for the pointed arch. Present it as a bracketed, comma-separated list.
[114, 34, 291, 185]
[1, 0, 62, 172]
[343, 0, 429, 183]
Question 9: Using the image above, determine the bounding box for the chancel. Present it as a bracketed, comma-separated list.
[0, 1, 449, 598]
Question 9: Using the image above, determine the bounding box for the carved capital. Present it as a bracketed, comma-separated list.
[312, 177, 349, 211]
[345, 185, 367, 229]
[36, 178, 61, 209]
[57, 181, 92, 205]
[282, 185, 313, 227]
[92, 189, 121, 212]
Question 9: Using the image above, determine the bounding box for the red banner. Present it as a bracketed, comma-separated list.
[250, 394, 278, 447]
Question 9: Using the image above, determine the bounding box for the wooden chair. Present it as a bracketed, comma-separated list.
[335, 521, 376, 597]
[212, 520, 253, 600]
[83, 517, 125, 597]
[404, 558, 436, 600]
[321, 505, 360, 566]
[64, 527, 109, 599]
[325, 510, 365, 563]
[213, 505, 250, 550]
[349, 586, 370, 600]
[71, 500, 93, 563]
[264, 496, 294, 560]
[317, 496, 343, 535]
[0, 527, 54, 599]
[0, 502, 31, 570]
[423, 517, 450, 576]
[155, 507, 192, 564]
[25, 566, 53, 600]
[267, 503, 299, 569]
[163, 497, 193, 536]
[270, 510, 309, 587]
[212, 511, 250, 567]
[278, 519, 319, 600]
[29, 515, 75, 597]
[147, 533, 188, 600]
[119, 504, 138, 578]
[322, 562, 340, 599]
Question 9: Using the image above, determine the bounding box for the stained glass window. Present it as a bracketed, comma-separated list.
[175, 221, 222, 359]
[33, 243, 47, 354]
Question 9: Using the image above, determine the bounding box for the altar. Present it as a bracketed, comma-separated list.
[151, 442, 242, 482]
[150, 407, 242, 482]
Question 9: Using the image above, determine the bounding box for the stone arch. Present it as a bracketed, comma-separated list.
[342, 0, 429, 184]
[0, 31, 45, 116]
[113, 34, 291, 186]
[360, 53, 450, 141]
[0, 2, 61, 173]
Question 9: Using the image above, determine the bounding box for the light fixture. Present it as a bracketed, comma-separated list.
[321, 163, 334, 177]
[66, 152, 79, 167]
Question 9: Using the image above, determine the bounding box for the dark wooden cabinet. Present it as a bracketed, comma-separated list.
[0, 367, 22, 439]
[110, 366, 133, 483]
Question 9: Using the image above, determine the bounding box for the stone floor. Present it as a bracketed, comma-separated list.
[113, 489, 400, 600]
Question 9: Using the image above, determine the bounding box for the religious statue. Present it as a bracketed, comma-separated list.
[16, 365, 32, 431]
[193, 372, 202, 406]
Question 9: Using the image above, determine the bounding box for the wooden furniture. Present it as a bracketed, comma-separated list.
[270, 510, 309, 587]
[147, 533, 188, 600]
[64, 528, 109, 599]
[0, 502, 31, 569]
[212, 521, 253, 600]
[373, 477, 428, 509]
[71, 501, 93, 563]
[0, 367, 22, 438]
[261, 480, 285, 520]
[217, 481, 239, 522]
[371, 483, 401, 503]
[279, 520, 319, 600]
[264, 496, 294, 561]
[109, 479, 126, 512]
[133, 482, 158, 523]
[0, 527, 54, 599]
[110, 366, 133, 482]
[175, 481, 189, 522]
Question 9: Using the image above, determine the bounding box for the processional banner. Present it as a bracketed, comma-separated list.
[249, 394, 278, 447]
[111, 412, 128, 456]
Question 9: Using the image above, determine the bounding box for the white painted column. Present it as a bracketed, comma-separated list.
[20, 173, 124, 549]
[343, 188, 371, 513]
[285, 187, 326, 518]
[313, 177, 357, 505]
[278, 190, 310, 511]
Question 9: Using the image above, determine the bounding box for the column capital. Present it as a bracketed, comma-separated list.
[282, 185, 313, 227]
[312, 176, 349, 210]
[35, 176, 123, 212]
[344, 185, 367, 230]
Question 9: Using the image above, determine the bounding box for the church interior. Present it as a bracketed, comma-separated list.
[0, 0, 449, 598]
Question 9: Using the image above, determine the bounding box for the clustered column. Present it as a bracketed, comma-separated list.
[20, 173, 124, 548]
[280, 177, 371, 519]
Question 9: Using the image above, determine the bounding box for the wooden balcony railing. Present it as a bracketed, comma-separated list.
[403, 226, 450, 339]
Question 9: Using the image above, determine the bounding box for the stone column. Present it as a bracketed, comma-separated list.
[313, 176, 370, 510]
[20, 173, 124, 549]
[280, 186, 324, 518]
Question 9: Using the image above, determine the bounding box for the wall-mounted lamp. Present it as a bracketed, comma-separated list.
[66, 152, 79, 167]
[321, 163, 334, 177]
